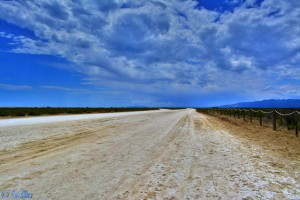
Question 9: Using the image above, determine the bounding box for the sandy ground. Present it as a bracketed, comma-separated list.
[0, 109, 299, 199]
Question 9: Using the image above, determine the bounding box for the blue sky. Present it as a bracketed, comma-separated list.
[0, 0, 299, 107]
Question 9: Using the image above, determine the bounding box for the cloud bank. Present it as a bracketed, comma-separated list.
[0, 0, 299, 106]
[0, 83, 32, 91]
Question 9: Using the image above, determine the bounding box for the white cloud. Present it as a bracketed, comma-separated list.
[0, 0, 299, 105]
[0, 83, 32, 91]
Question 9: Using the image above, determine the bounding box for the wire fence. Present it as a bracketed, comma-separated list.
[198, 108, 300, 137]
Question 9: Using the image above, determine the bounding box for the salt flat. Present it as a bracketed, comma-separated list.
[0, 109, 167, 127]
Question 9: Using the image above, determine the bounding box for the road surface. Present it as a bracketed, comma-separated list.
[0, 109, 166, 127]
[0, 109, 299, 199]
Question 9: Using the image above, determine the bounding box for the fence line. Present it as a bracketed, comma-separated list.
[204, 108, 300, 137]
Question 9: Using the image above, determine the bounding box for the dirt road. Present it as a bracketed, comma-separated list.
[0, 109, 299, 199]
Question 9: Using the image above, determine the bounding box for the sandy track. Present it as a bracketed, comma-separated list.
[0, 109, 299, 199]
[0, 109, 167, 127]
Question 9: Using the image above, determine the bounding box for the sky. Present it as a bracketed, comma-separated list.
[0, 0, 299, 107]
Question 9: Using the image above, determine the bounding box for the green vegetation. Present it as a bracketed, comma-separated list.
[0, 107, 159, 117]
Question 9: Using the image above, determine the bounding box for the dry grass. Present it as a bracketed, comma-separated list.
[205, 113, 300, 182]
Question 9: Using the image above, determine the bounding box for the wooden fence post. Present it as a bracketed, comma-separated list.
[243, 110, 246, 121]
[250, 110, 252, 123]
[272, 110, 276, 131]
[296, 121, 299, 137]
[295, 113, 299, 137]
[238, 110, 240, 119]
[259, 111, 262, 126]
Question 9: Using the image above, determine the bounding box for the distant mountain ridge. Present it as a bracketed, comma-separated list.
[220, 99, 300, 108]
